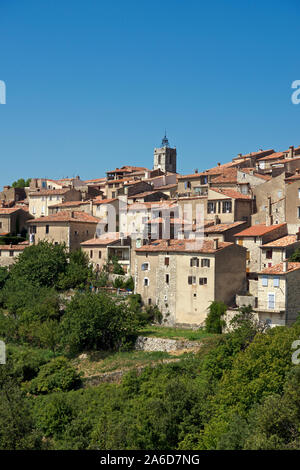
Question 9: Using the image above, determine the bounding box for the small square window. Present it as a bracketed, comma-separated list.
[188, 276, 196, 285]
[199, 277, 207, 285]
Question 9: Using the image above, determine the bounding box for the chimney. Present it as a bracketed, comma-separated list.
[90, 200, 93, 213]
[194, 169, 198, 174]
[217, 162, 221, 167]
[283, 259, 288, 272]
[166, 239, 170, 247]
[289, 146, 294, 159]
[9, 243, 12, 248]
[213, 238, 219, 250]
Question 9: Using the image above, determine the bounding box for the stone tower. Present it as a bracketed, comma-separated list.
[153, 133, 177, 173]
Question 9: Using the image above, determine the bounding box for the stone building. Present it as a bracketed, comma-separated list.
[0, 207, 33, 236]
[28, 188, 81, 218]
[255, 261, 300, 326]
[251, 172, 287, 226]
[81, 233, 131, 274]
[153, 134, 177, 174]
[135, 238, 246, 327]
[260, 234, 300, 270]
[0, 243, 27, 267]
[0, 186, 26, 204]
[234, 223, 288, 275]
[206, 188, 253, 224]
[26, 211, 100, 251]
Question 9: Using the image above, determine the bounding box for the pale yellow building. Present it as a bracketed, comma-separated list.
[0, 243, 27, 267]
[28, 188, 81, 218]
[27, 211, 100, 251]
[255, 261, 300, 326]
[135, 238, 247, 327]
[81, 233, 131, 273]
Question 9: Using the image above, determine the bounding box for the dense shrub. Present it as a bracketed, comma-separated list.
[27, 357, 82, 394]
[60, 291, 140, 355]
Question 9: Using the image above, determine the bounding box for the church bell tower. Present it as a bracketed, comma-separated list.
[153, 132, 177, 173]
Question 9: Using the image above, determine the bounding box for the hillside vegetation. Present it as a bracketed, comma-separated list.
[1, 242, 300, 450]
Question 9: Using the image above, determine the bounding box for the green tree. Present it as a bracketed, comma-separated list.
[60, 291, 139, 355]
[58, 249, 93, 290]
[0, 362, 44, 449]
[289, 248, 300, 262]
[205, 301, 227, 333]
[9, 241, 67, 288]
[0, 266, 9, 289]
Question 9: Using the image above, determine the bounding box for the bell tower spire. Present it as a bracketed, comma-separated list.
[153, 132, 177, 173]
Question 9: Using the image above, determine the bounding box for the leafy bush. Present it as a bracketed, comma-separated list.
[27, 357, 82, 394]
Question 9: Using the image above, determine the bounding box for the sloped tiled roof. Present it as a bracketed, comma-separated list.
[260, 262, 300, 275]
[209, 188, 252, 200]
[204, 221, 246, 233]
[0, 244, 26, 251]
[80, 232, 126, 246]
[92, 198, 118, 205]
[257, 152, 285, 162]
[28, 188, 72, 196]
[238, 168, 271, 180]
[27, 211, 100, 224]
[136, 238, 233, 253]
[261, 235, 299, 248]
[0, 207, 22, 215]
[210, 168, 237, 184]
[234, 223, 287, 237]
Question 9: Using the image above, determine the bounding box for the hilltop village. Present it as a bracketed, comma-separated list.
[2, 134, 300, 328]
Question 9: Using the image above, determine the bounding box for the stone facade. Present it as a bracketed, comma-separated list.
[0, 208, 33, 236]
[28, 188, 81, 218]
[0, 244, 27, 267]
[135, 240, 247, 326]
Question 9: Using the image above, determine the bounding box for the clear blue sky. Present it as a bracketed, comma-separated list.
[1, 0, 300, 188]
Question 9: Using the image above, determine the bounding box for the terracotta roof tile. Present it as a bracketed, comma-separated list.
[260, 262, 300, 274]
[136, 238, 233, 253]
[204, 221, 246, 233]
[0, 244, 26, 251]
[209, 188, 252, 200]
[27, 211, 100, 224]
[80, 232, 127, 246]
[261, 235, 300, 247]
[92, 198, 117, 205]
[257, 152, 285, 162]
[0, 208, 22, 215]
[29, 188, 72, 196]
[234, 223, 287, 237]
[239, 168, 271, 180]
[210, 168, 238, 184]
